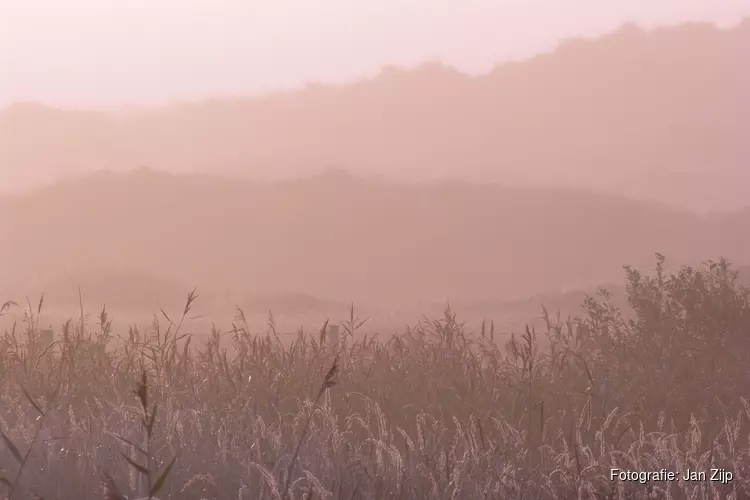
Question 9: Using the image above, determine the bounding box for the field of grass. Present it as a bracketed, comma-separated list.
[0, 254, 748, 499]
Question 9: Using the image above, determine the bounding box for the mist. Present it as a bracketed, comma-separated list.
[1, 3, 750, 498]
[2, 0, 749, 107]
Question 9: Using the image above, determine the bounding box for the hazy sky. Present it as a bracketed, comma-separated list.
[1, 0, 749, 108]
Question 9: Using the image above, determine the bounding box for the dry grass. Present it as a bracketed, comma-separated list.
[0, 255, 749, 499]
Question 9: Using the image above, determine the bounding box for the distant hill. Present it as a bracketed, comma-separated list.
[1, 19, 749, 211]
[1, 169, 748, 309]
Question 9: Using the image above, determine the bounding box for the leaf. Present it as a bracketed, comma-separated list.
[149, 456, 176, 497]
[324, 356, 339, 381]
[111, 433, 147, 456]
[1, 431, 23, 464]
[0, 301, 18, 316]
[21, 385, 44, 416]
[120, 452, 148, 476]
[158, 306, 173, 325]
[147, 404, 158, 436]
[102, 472, 128, 500]
[133, 371, 148, 411]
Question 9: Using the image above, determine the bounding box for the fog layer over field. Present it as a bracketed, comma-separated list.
[1, 7, 750, 499]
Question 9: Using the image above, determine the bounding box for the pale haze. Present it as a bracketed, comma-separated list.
[1, 0, 750, 327]
[3, 2, 750, 497]
[2, 0, 749, 107]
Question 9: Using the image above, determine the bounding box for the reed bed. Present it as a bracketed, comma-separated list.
[0, 255, 748, 499]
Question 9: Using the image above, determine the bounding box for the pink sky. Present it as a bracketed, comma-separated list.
[1, 0, 749, 108]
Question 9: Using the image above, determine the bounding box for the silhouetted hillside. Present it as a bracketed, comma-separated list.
[1, 19, 749, 211]
[1, 169, 748, 308]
